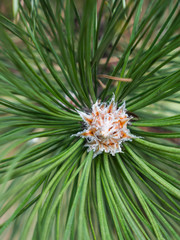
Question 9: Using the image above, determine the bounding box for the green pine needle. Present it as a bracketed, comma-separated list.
[0, 0, 180, 239]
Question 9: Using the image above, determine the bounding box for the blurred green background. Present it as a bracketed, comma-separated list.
[0, 0, 14, 19]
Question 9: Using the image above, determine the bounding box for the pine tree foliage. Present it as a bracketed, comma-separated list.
[0, 0, 180, 239]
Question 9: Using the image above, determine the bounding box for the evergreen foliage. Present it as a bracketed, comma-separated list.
[0, 0, 180, 239]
